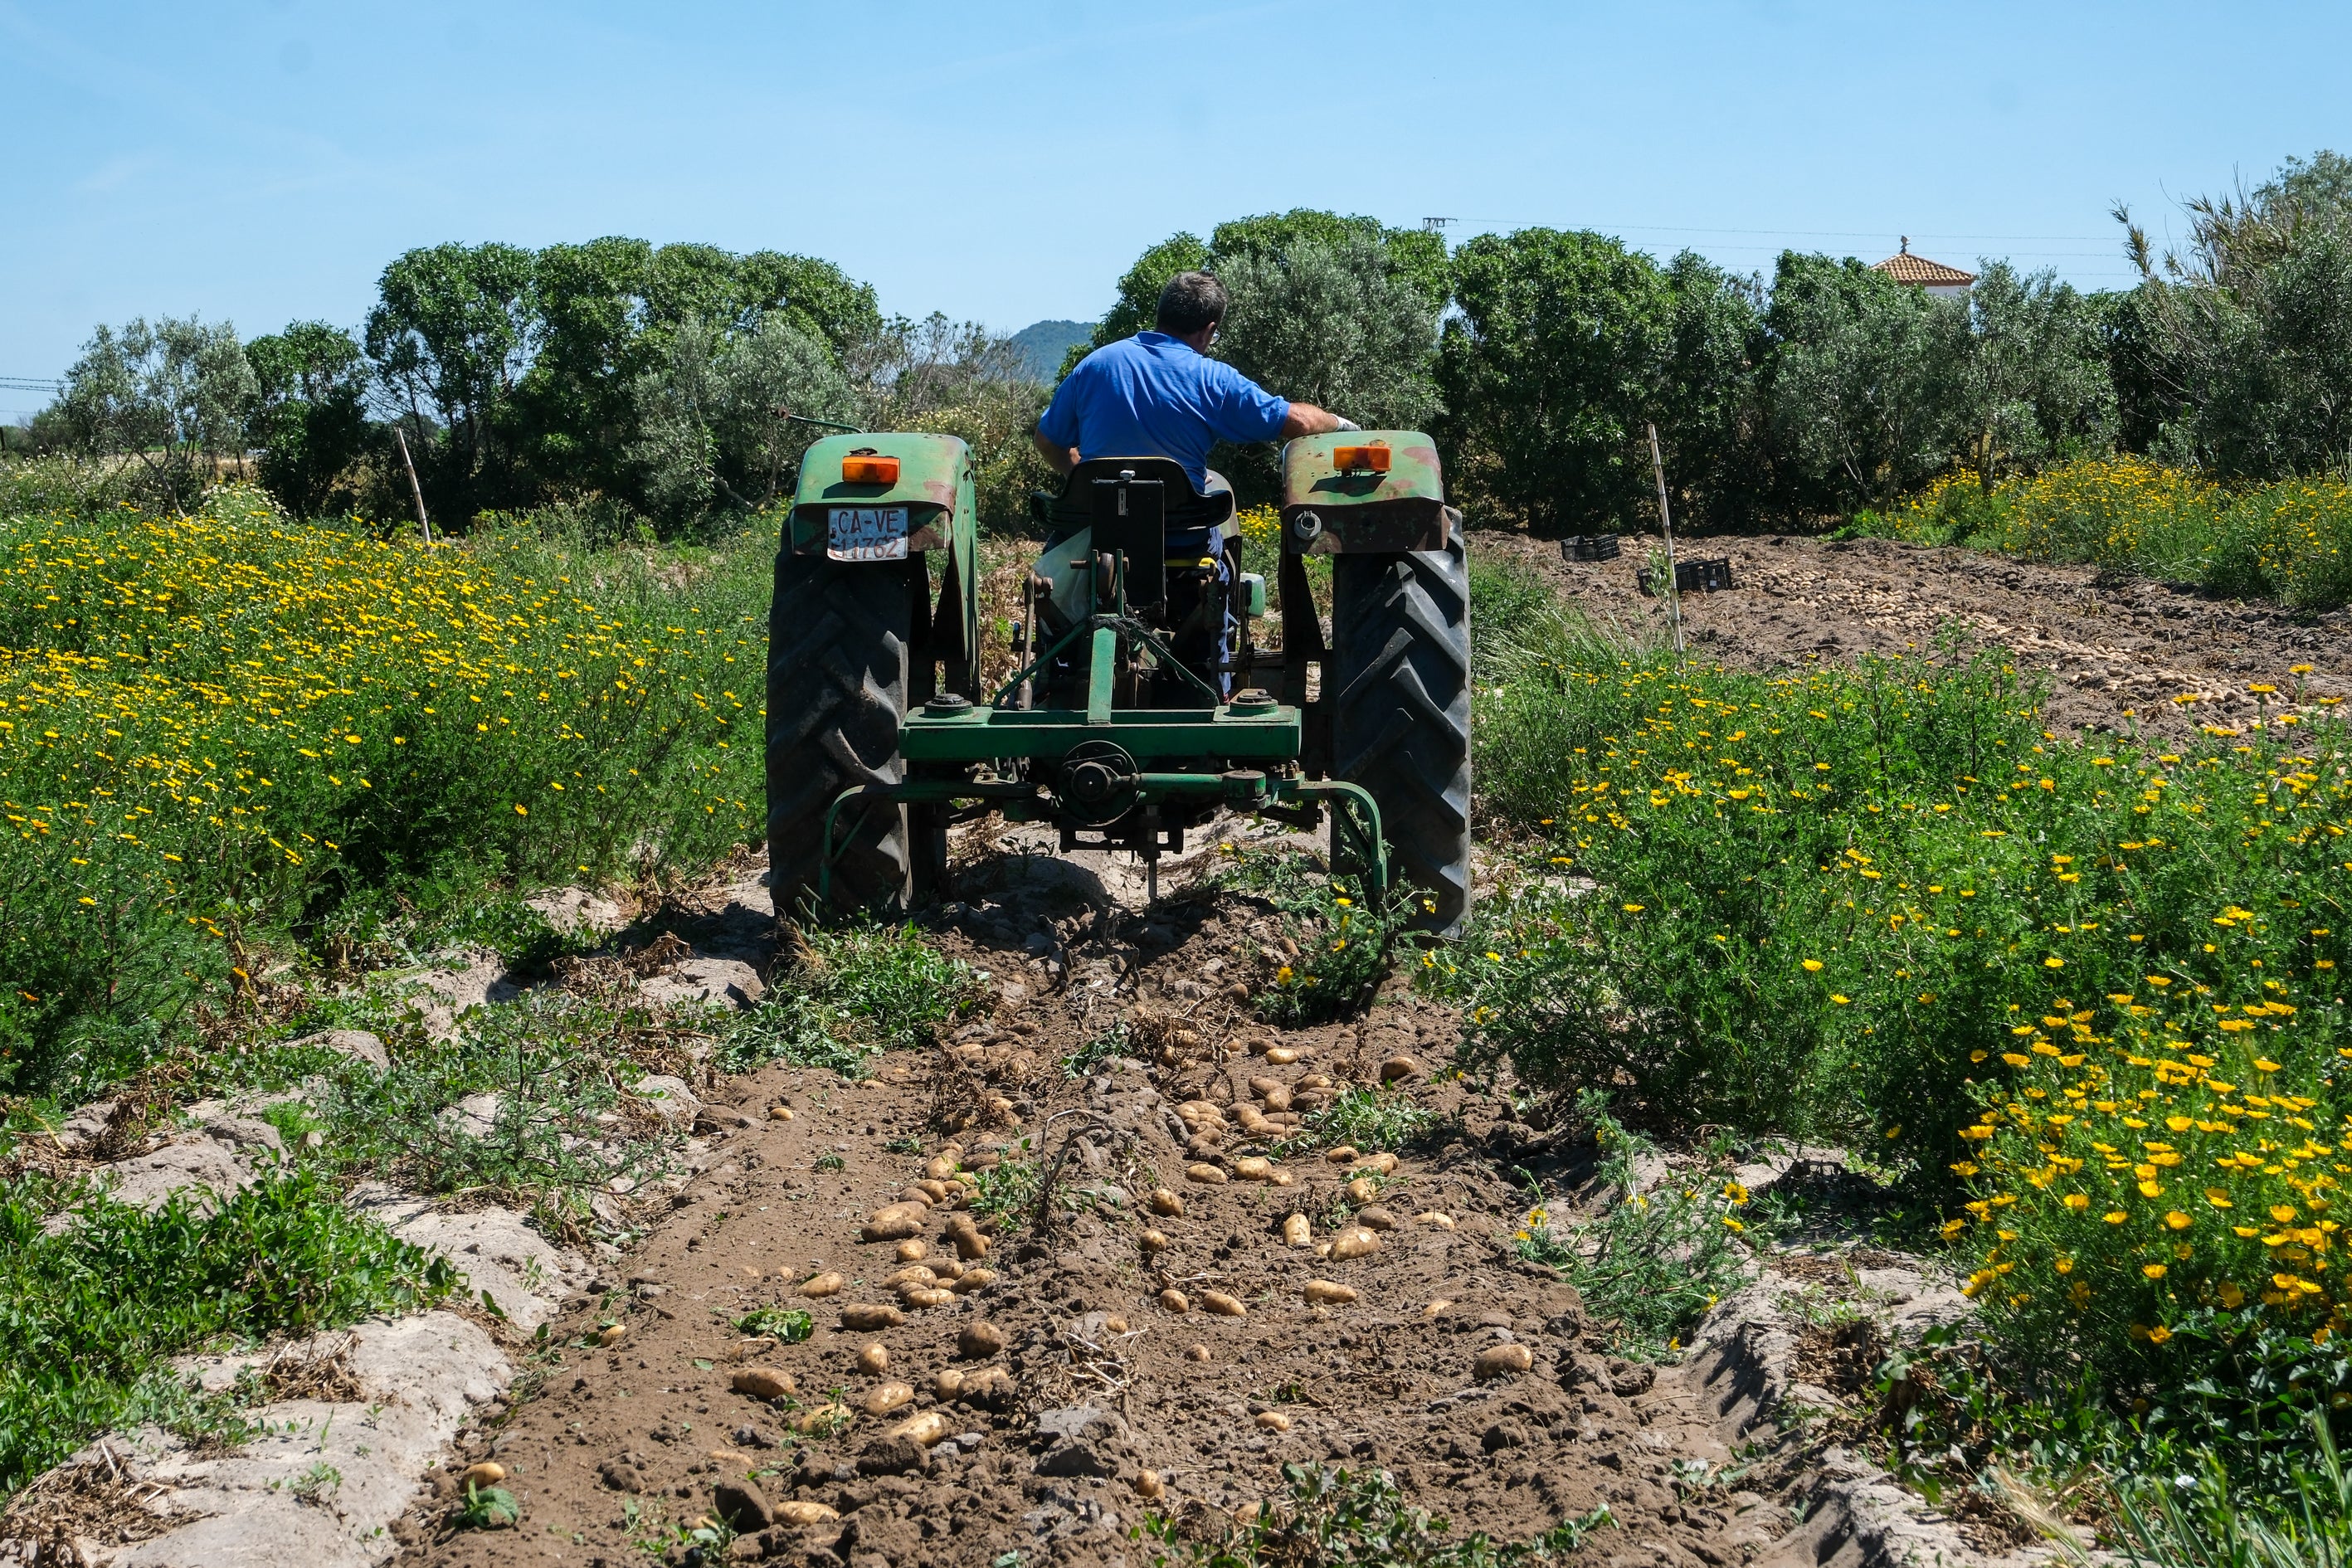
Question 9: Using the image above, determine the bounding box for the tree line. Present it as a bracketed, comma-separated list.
[22, 149, 2351, 535]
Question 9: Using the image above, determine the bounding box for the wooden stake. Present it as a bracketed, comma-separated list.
[395, 426, 432, 544]
[1647, 422, 1683, 659]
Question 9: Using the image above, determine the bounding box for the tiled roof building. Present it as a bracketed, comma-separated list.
[1871, 239, 1975, 297]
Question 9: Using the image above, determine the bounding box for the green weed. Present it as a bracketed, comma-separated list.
[1301, 1085, 1435, 1152]
[718, 918, 981, 1076]
[0, 1168, 456, 1496]
[1513, 1095, 1754, 1358]
[733, 1307, 813, 1343]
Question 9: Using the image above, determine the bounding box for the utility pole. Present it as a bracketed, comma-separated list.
[394, 426, 432, 544]
[1420, 217, 1454, 233]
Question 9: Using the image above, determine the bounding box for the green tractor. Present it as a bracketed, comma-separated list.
[764, 431, 1470, 932]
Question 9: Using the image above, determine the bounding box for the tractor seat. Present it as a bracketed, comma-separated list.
[1037, 457, 1236, 534]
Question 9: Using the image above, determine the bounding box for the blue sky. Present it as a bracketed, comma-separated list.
[3, 0, 2346, 417]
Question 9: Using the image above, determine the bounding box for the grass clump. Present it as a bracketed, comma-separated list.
[0, 492, 770, 1103]
[1513, 1094, 1755, 1357]
[1853, 456, 2352, 611]
[0, 1168, 457, 1495]
[1136, 1463, 1614, 1566]
[1303, 1085, 1435, 1152]
[718, 918, 982, 1076]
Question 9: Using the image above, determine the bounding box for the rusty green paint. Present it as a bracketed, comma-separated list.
[1277, 431, 1448, 553]
[784, 428, 980, 679]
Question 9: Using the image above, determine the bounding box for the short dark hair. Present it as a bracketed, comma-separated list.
[1154, 271, 1228, 336]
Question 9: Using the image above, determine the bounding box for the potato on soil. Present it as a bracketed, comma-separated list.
[1379, 1055, 1420, 1083]
[1366, 1152, 1400, 1175]
[933, 1369, 965, 1400]
[886, 1410, 951, 1447]
[1475, 1343, 1535, 1380]
[1282, 1214, 1312, 1247]
[1158, 1288, 1191, 1315]
[1105, 1314, 1129, 1333]
[924, 1156, 957, 1181]
[1329, 1226, 1381, 1259]
[949, 1268, 996, 1293]
[913, 1179, 951, 1202]
[767, 1106, 795, 1122]
[1147, 1188, 1185, 1217]
[901, 1286, 957, 1308]
[597, 1324, 627, 1347]
[1234, 1156, 1273, 1181]
[1133, 1468, 1165, 1499]
[862, 1381, 915, 1416]
[1201, 1291, 1246, 1317]
[855, 1343, 889, 1375]
[1186, 1162, 1229, 1184]
[1325, 1146, 1359, 1164]
[1356, 1205, 1397, 1231]
[1255, 1410, 1292, 1431]
[884, 1264, 937, 1289]
[862, 1203, 929, 1241]
[1184, 1342, 1210, 1361]
[776, 1500, 838, 1526]
[461, 1461, 506, 1487]
[1415, 1210, 1456, 1229]
[1141, 1228, 1171, 1253]
[1344, 1176, 1380, 1204]
[791, 1403, 850, 1434]
[732, 1367, 797, 1400]
[1424, 1298, 1455, 1318]
[798, 1270, 846, 1298]
[1264, 1045, 1303, 1065]
[894, 1239, 928, 1263]
[956, 1366, 1015, 1407]
[1302, 1279, 1356, 1305]
[957, 1321, 1007, 1359]
[840, 1303, 905, 1330]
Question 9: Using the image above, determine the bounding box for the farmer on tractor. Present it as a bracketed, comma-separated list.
[767, 266, 1471, 937]
[1029, 270, 1351, 488]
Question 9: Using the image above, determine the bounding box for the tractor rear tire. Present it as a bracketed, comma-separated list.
[765, 550, 915, 918]
[1329, 533, 1473, 935]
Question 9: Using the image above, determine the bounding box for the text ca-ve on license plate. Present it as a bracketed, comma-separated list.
[828, 506, 909, 561]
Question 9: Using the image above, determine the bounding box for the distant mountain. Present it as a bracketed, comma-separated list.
[1008, 319, 1093, 382]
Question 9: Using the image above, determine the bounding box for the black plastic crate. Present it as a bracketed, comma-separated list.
[1560, 533, 1621, 562]
[1636, 557, 1736, 596]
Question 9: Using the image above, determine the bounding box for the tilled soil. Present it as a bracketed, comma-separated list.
[1484, 530, 2350, 742]
[387, 855, 1827, 1568]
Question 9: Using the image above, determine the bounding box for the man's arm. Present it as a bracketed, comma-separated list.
[1278, 402, 1347, 440]
[1031, 428, 1078, 475]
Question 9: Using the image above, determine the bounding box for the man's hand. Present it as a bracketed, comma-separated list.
[1278, 402, 1350, 441]
[1031, 428, 1079, 475]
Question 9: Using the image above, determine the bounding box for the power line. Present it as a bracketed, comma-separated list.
[0, 377, 63, 393]
[1444, 219, 2125, 244]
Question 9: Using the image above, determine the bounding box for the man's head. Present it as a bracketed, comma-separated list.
[1154, 271, 1228, 341]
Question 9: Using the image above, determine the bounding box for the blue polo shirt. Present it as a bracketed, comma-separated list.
[1037, 331, 1290, 494]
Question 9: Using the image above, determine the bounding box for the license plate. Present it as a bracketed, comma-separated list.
[828, 506, 909, 561]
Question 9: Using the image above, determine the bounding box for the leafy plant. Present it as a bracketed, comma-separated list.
[734, 1306, 814, 1343]
[718, 918, 981, 1077]
[0, 1169, 456, 1497]
[455, 1480, 520, 1529]
[1514, 1094, 1755, 1357]
[1302, 1086, 1435, 1153]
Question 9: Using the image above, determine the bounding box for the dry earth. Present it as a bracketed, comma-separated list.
[375, 831, 2070, 1568]
[1484, 529, 2350, 741]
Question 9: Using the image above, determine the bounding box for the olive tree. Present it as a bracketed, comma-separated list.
[627, 314, 853, 528]
[49, 316, 258, 511]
